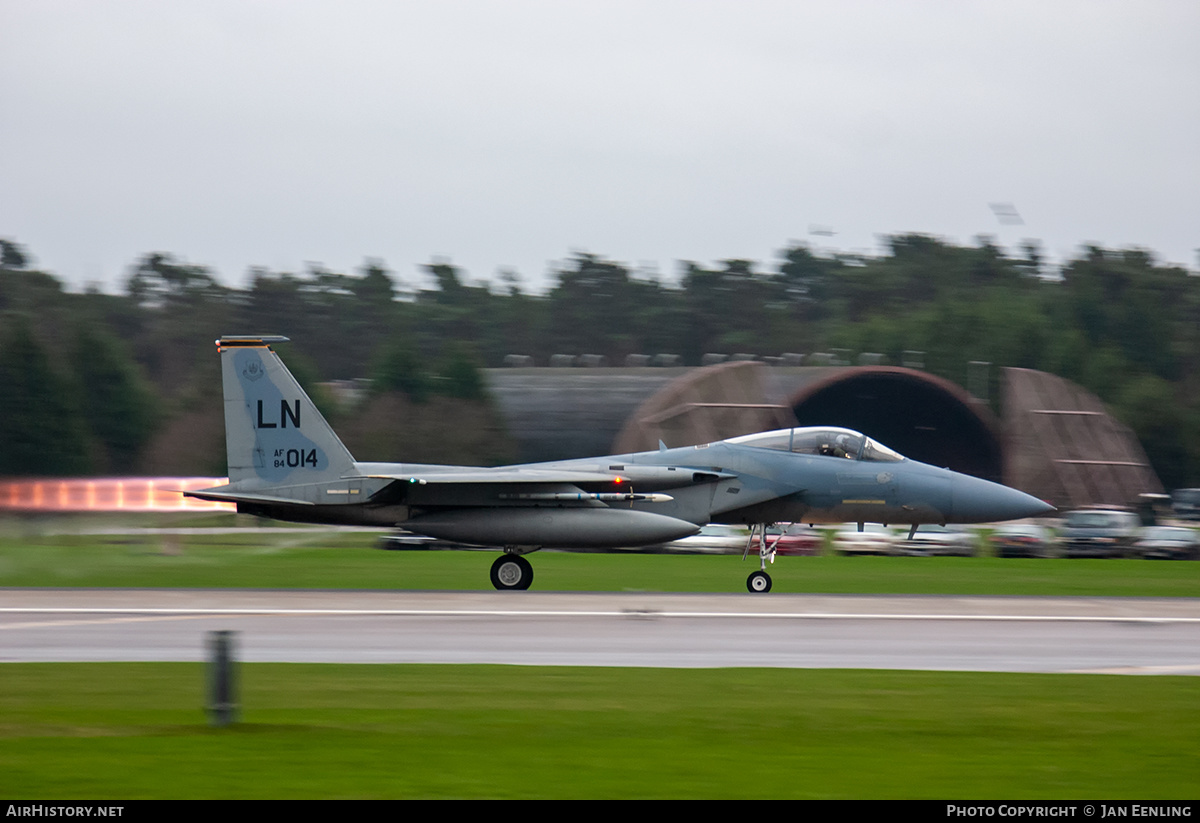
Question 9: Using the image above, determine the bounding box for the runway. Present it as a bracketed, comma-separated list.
[3, 589, 1199, 674]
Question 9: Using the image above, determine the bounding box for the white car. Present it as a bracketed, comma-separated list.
[659, 524, 749, 554]
[894, 524, 977, 556]
[832, 523, 896, 556]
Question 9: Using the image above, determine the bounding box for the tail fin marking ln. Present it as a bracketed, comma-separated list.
[219, 336, 358, 485]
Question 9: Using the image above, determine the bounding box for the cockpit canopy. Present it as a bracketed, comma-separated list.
[725, 427, 906, 462]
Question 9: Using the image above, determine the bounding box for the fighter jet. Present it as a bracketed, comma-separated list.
[187, 335, 1054, 592]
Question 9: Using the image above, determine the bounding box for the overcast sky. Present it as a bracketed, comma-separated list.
[2, 1, 1197, 293]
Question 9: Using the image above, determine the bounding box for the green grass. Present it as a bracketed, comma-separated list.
[1, 529, 1199, 595]
[1, 663, 1197, 799]
[2, 519, 1196, 799]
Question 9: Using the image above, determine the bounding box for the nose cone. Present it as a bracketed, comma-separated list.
[951, 473, 1056, 523]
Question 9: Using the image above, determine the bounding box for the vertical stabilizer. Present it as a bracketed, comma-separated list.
[218, 336, 359, 485]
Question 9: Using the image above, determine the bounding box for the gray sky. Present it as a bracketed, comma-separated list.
[2, 0, 1197, 293]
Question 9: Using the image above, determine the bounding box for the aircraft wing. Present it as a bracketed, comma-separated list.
[352, 463, 741, 547]
[363, 469, 621, 485]
[364, 465, 738, 491]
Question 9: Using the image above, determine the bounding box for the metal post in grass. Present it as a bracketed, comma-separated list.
[206, 630, 239, 727]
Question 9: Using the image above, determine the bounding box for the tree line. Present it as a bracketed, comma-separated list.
[0, 234, 1197, 488]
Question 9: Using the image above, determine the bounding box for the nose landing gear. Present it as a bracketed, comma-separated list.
[743, 523, 781, 593]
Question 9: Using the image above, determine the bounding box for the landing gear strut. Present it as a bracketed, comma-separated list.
[490, 554, 534, 591]
[743, 523, 781, 593]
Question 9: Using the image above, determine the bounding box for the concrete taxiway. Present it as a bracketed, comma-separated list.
[2, 589, 1198, 674]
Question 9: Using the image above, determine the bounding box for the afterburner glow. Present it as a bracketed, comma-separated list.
[0, 477, 235, 512]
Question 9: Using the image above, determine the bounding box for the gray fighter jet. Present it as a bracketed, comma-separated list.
[187, 335, 1054, 592]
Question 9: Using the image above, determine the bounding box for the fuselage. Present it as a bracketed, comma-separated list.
[229, 426, 1053, 549]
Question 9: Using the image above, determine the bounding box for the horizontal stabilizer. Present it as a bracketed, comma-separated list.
[184, 487, 316, 506]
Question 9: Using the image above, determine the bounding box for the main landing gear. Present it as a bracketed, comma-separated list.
[743, 523, 782, 593]
[490, 554, 534, 591]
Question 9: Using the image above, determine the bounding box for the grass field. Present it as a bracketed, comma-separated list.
[1, 663, 1197, 799]
[3, 517, 1197, 798]
[1, 526, 1199, 596]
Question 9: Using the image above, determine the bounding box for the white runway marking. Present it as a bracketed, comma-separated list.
[2, 606, 1200, 623]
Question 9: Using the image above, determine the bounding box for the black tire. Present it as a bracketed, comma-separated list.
[746, 570, 772, 593]
[490, 554, 533, 591]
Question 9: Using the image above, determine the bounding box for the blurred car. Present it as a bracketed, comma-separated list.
[659, 524, 749, 554]
[832, 523, 896, 556]
[1136, 492, 1172, 526]
[894, 524, 977, 557]
[990, 523, 1054, 558]
[1133, 526, 1200, 560]
[1059, 508, 1140, 558]
[1172, 488, 1200, 522]
[752, 524, 823, 556]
